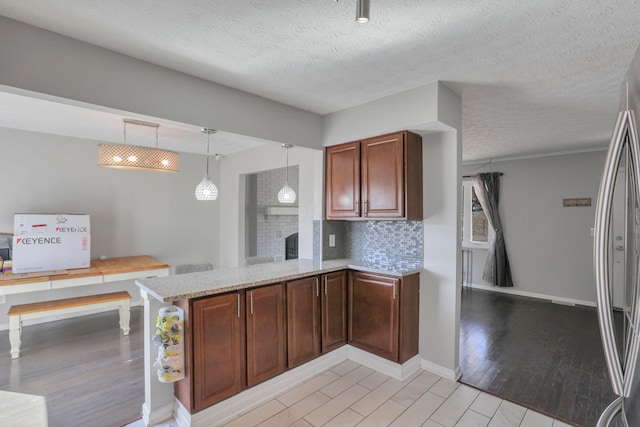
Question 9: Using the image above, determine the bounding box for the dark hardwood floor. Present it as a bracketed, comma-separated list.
[0, 307, 144, 427]
[460, 287, 620, 427]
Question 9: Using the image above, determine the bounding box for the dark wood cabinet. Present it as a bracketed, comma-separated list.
[246, 283, 287, 387]
[176, 268, 418, 414]
[287, 276, 321, 368]
[177, 293, 245, 412]
[325, 131, 422, 220]
[325, 141, 361, 218]
[348, 271, 419, 363]
[321, 270, 348, 353]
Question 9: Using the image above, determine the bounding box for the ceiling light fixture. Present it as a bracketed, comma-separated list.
[278, 144, 296, 204]
[356, 0, 370, 24]
[195, 128, 218, 201]
[98, 118, 179, 172]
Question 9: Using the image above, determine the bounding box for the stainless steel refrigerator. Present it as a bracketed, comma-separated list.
[595, 44, 640, 427]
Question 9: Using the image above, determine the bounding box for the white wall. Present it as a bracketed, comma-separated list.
[322, 82, 439, 146]
[323, 82, 463, 379]
[218, 144, 319, 268]
[463, 150, 607, 305]
[0, 126, 221, 327]
[0, 16, 324, 150]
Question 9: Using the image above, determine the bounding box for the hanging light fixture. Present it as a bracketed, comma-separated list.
[278, 144, 296, 204]
[195, 128, 218, 201]
[356, 0, 370, 24]
[98, 119, 179, 172]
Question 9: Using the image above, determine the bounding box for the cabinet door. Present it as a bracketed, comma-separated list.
[322, 271, 347, 353]
[246, 283, 286, 387]
[361, 133, 405, 218]
[192, 293, 244, 411]
[326, 141, 361, 219]
[287, 277, 320, 368]
[349, 272, 399, 361]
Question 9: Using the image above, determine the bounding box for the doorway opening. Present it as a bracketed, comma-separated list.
[244, 166, 299, 264]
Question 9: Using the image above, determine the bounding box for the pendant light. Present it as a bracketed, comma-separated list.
[278, 144, 296, 204]
[195, 128, 218, 201]
[356, 0, 370, 24]
[98, 119, 179, 172]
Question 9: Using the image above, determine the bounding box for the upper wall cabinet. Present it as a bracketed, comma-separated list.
[325, 131, 423, 220]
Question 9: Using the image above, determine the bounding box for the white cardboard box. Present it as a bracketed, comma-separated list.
[12, 214, 90, 273]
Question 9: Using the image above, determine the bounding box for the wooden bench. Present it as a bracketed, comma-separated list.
[7, 291, 131, 359]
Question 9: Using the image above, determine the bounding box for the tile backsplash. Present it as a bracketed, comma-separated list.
[320, 220, 423, 269]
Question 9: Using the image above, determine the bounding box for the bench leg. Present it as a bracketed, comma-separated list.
[119, 300, 131, 336]
[9, 316, 22, 359]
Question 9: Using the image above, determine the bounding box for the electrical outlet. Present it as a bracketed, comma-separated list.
[0, 295, 6, 304]
[329, 234, 336, 247]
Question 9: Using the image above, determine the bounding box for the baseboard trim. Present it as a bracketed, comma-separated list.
[466, 283, 596, 308]
[142, 401, 174, 426]
[346, 345, 420, 381]
[420, 358, 462, 381]
[177, 347, 348, 427]
[0, 299, 143, 331]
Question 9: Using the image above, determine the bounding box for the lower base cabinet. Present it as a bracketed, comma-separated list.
[191, 293, 244, 411]
[348, 271, 419, 363]
[287, 276, 321, 368]
[176, 270, 417, 414]
[322, 271, 348, 353]
[246, 283, 287, 386]
[176, 283, 286, 412]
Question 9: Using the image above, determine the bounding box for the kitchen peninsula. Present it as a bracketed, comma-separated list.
[136, 258, 420, 427]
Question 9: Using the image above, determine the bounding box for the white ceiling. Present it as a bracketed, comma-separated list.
[1, 0, 640, 161]
[0, 92, 271, 156]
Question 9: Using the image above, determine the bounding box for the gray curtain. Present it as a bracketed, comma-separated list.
[472, 172, 513, 287]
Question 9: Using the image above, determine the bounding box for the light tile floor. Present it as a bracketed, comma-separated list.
[220, 360, 574, 427]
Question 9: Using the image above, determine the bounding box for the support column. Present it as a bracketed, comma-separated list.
[419, 130, 462, 380]
[141, 289, 175, 425]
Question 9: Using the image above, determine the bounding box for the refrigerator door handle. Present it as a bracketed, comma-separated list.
[621, 111, 640, 397]
[596, 396, 623, 427]
[595, 110, 630, 396]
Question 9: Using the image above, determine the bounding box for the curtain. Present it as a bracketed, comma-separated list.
[472, 172, 514, 287]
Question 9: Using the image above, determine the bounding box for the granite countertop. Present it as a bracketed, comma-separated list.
[136, 258, 422, 302]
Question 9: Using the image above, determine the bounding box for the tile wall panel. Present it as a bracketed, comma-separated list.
[256, 166, 299, 261]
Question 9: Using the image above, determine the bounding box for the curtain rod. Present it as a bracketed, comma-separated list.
[462, 172, 504, 178]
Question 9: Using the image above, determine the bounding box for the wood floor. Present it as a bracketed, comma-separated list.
[459, 288, 619, 427]
[0, 307, 145, 427]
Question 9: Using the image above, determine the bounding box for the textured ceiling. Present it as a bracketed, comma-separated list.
[1, 0, 640, 161]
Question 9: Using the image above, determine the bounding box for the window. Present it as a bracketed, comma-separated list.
[462, 180, 494, 249]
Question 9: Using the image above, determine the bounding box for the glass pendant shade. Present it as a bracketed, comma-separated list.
[195, 128, 218, 201]
[278, 144, 296, 204]
[278, 182, 296, 204]
[195, 175, 218, 200]
[98, 119, 179, 172]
